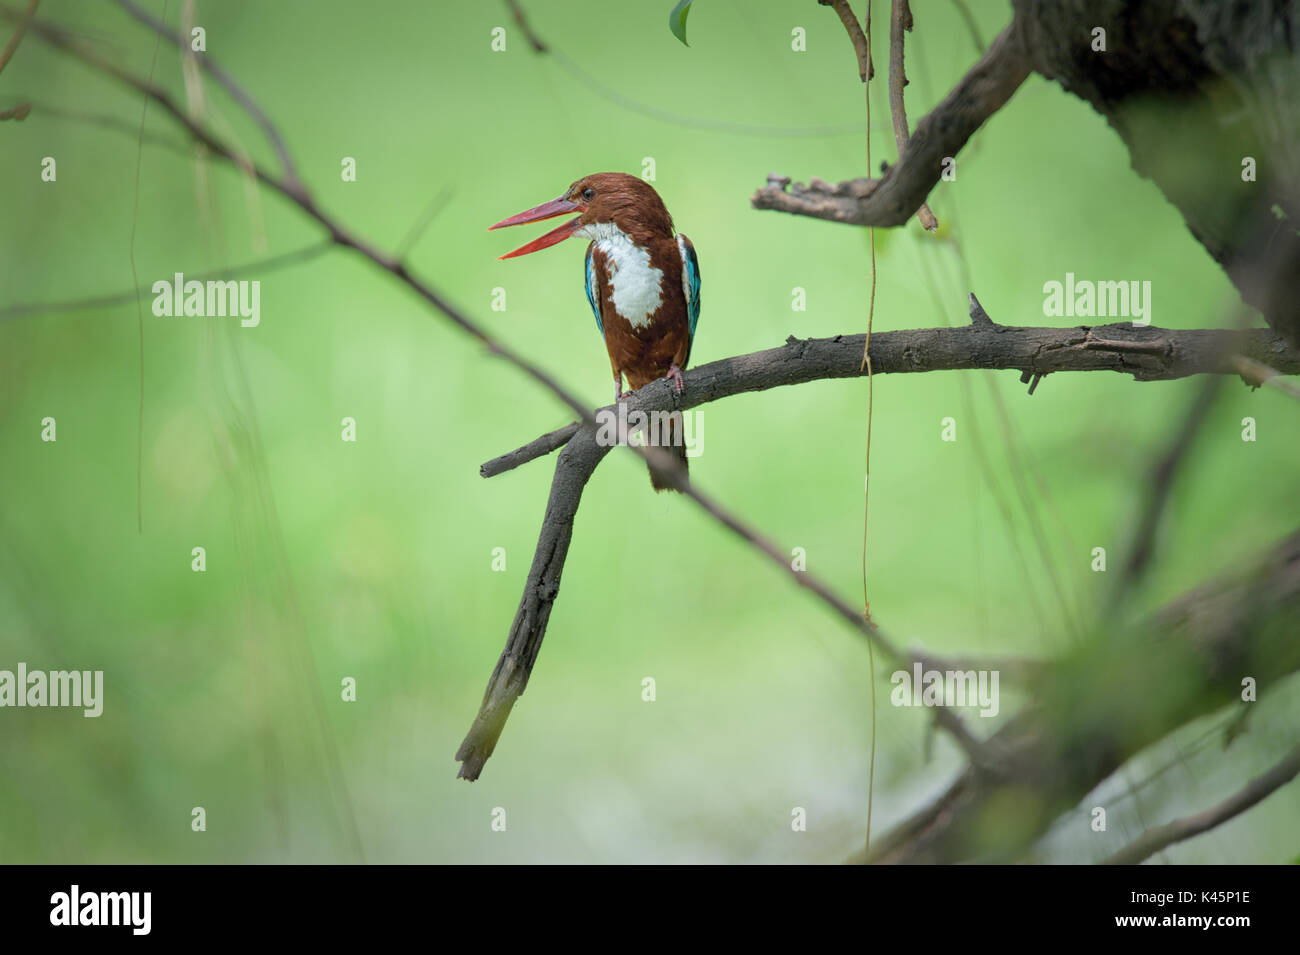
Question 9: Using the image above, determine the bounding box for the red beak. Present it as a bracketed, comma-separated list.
[488, 196, 584, 259]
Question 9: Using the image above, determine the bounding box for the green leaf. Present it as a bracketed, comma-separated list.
[669, 0, 693, 47]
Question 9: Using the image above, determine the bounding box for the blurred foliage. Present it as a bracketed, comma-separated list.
[1, 0, 1297, 863]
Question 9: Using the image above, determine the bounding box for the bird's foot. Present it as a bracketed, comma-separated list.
[665, 364, 685, 395]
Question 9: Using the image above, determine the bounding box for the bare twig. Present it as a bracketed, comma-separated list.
[0, 241, 333, 320]
[949, 0, 985, 53]
[1103, 743, 1300, 864]
[888, 0, 938, 231]
[480, 316, 1300, 478]
[503, 0, 546, 54]
[113, 0, 305, 194]
[1233, 354, 1300, 402]
[821, 0, 872, 81]
[752, 23, 1029, 226]
[1, 98, 187, 146]
[395, 185, 455, 260]
[0, 0, 35, 74]
[481, 422, 580, 478]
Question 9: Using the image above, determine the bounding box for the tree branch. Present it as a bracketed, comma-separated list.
[0, 0, 36, 75]
[752, 22, 1029, 226]
[0, 241, 332, 320]
[1103, 742, 1300, 865]
[113, 0, 304, 193]
[503, 0, 546, 54]
[820, 0, 872, 82]
[481, 422, 580, 479]
[888, 0, 938, 231]
[456, 423, 612, 779]
[1233, 355, 1300, 402]
[482, 304, 1300, 478]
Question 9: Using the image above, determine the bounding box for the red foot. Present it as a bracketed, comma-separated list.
[665, 364, 685, 395]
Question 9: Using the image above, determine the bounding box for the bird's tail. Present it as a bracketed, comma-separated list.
[647, 412, 690, 492]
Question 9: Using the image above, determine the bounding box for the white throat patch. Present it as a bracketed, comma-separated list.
[578, 222, 664, 328]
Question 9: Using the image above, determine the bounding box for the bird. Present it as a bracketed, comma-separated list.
[489, 172, 700, 492]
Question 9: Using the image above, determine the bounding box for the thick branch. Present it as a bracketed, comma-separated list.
[1103, 743, 1300, 865]
[483, 312, 1300, 477]
[456, 424, 613, 780]
[752, 23, 1029, 226]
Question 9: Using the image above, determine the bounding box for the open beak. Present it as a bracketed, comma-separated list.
[488, 196, 584, 259]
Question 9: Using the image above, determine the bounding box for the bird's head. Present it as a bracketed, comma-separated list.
[489, 172, 674, 259]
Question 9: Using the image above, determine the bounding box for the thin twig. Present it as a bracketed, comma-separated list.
[1233, 354, 1300, 401]
[128, 0, 167, 535]
[888, 0, 937, 231]
[1103, 743, 1300, 864]
[3, 98, 188, 148]
[0, 241, 333, 320]
[481, 422, 580, 478]
[395, 185, 455, 260]
[113, 0, 305, 194]
[503, 0, 546, 53]
[822, 0, 872, 81]
[0, 0, 36, 74]
[948, 0, 985, 53]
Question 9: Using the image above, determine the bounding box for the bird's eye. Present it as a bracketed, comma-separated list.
[582, 188, 595, 201]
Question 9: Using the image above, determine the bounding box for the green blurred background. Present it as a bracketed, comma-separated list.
[1, 0, 1297, 863]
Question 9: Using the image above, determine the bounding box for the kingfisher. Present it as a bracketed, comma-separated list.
[489, 172, 700, 491]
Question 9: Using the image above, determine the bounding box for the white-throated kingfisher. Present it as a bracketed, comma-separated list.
[489, 172, 700, 492]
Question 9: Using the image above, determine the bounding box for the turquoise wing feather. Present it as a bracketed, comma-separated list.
[678, 234, 700, 338]
[584, 245, 603, 334]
